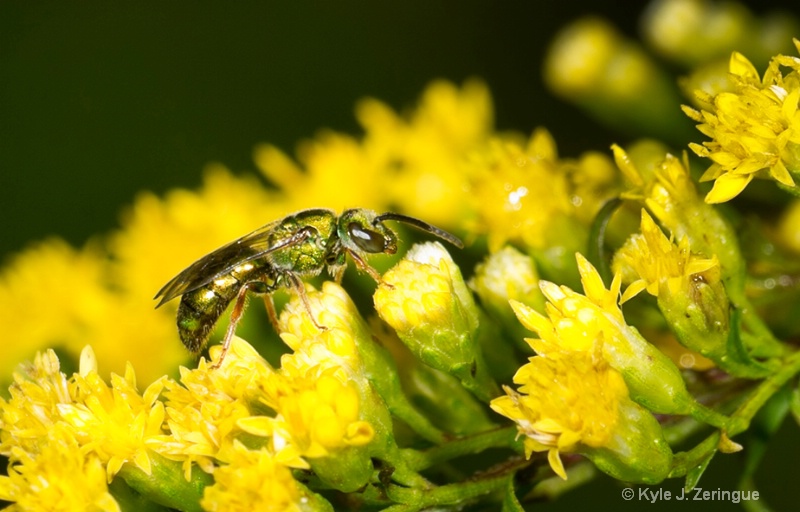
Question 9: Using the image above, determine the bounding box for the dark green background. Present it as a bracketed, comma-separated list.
[1, 2, 797, 511]
[0, 1, 667, 258]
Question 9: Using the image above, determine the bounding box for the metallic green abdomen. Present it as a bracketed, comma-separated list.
[176, 260, 276, 353]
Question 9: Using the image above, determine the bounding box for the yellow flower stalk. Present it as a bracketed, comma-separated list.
[510, 254, 729, 428]
[490, 350, 672, 484]
[5, 37, 800, 509]
[683, 41, 800, 203]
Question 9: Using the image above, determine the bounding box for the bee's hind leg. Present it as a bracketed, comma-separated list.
[211, 284, 252, 369]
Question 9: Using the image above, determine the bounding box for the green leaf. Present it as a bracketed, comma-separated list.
[684, 449, 716, 492]
[586, 197, 622, 285]
[742, 385, 791, 482]
[790, 382, 800, 427]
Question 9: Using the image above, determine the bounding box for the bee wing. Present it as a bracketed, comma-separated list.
[153, 219, 292, 307]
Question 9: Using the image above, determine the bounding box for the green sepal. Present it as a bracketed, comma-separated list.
[351, 321, 446, 444]
[118, 452, 212, 512]
[306, 448, 374, 493]
[669, 431, 719, 490]
[722, 308, 778, 379]
[579, 400, 673, 484]
[108, 478, 171, 512]
[501, 478, 525, 512]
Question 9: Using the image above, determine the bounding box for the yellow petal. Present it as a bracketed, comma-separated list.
[704, 173, 752, 203]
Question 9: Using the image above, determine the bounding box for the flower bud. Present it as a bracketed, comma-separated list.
[374, 242, 499, 401]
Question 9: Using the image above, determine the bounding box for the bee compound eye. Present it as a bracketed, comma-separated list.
[348, 222, 387, 253]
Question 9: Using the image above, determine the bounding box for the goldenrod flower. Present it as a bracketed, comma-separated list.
[357, 79, 493, 228]
[615, 145, 746, 290]
[466, 129, 620, 285]
[511, 254, 728, 427]
[613, 209, 719, 303]
[200, 441, 304, 512]
[253, 132, 385, 214]
[375, 242, 498, 401]
[60, 356, 166, 481]
[0, 240, 185, 386]
[0, 424, 120, 512]
[490, 350, 671, 484]
[1, 346, 165, 482]
[468, 132, 573, 253]
[544, 17, 686, 137]
[683, 42, 800, 203]
[470, 246, 545, 347]
[239, 366, 378, 493]
[277, 281, 446, 443]
[152, 361, 257, 477]
[644, 0, 800, 68]
[610, 210, 770, 375]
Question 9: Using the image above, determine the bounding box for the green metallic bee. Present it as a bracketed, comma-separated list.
[154, 208, 462, 366]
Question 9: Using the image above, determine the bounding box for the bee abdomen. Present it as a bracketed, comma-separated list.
[177, 284, 239, 354]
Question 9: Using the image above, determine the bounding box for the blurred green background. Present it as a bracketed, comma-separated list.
[1, 1, 798, 510]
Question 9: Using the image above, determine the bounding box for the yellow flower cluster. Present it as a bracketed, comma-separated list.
[0, 79, 617, 390]
[5, 14, 800, 503]
[684, 40, 800, 203]
[490, 350, 628, 480]
[0, 333, 373, 511]
[613, 209, 720, 303]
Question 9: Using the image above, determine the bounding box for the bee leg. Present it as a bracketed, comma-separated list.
[262, 294, 280, 332]
[287, 273, 327, 332]
[211, 284, 251, 369]
[346, 249, 393, 288]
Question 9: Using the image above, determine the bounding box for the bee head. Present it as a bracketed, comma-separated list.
[339, 209, 399, 255]
[338, 209, 463, 257]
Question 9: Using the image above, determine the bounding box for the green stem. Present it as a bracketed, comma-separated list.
[729, 349, 800, 437]
[455, 351, 501, 403]
[737, 296, 785, 358]
[402, 426, 519, 472]
[383, 471, 514, 512]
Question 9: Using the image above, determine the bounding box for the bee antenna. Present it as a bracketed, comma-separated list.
[375, 212, 464, 249]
